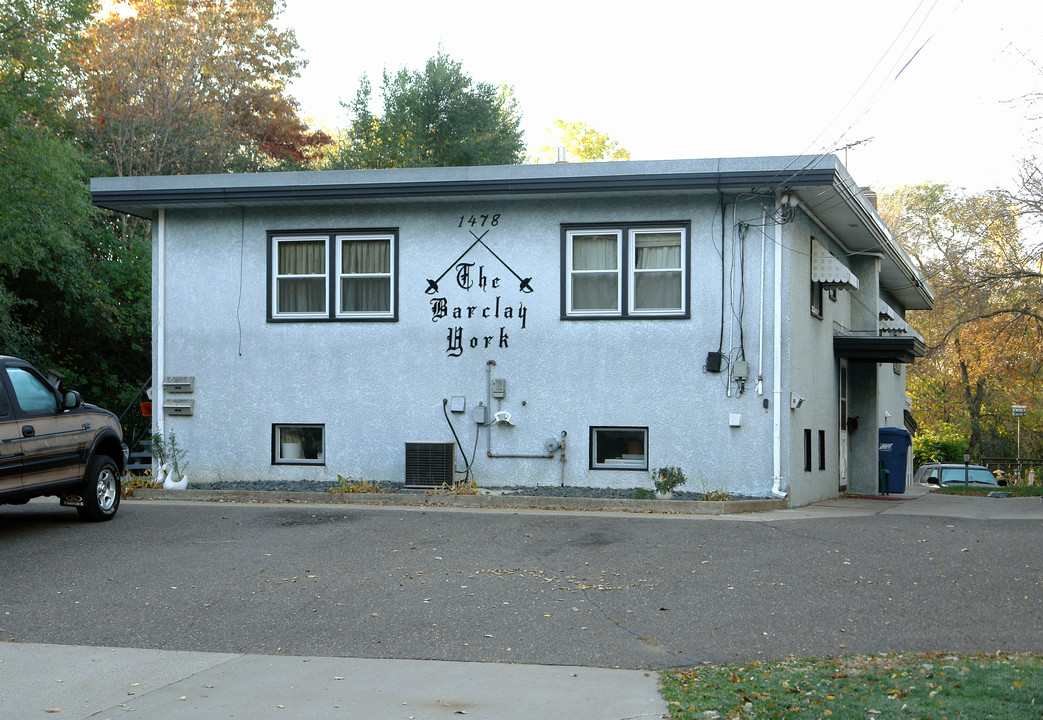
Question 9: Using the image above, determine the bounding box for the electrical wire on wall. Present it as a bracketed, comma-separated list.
[442, 399, 478, 483]
[717, 192, 726, 359]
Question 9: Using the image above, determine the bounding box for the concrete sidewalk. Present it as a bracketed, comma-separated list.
[739, 481, 1043, 521]
[0, 642, 667, 720]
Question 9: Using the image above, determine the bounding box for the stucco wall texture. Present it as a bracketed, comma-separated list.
[155, 194, 799, 497]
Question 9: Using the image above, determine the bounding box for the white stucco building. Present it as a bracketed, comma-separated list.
[91, 156, 932, 507]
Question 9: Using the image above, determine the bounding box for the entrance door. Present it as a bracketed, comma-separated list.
[838, 361, 849, 490]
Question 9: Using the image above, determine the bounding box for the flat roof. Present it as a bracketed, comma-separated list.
[90, 155, 933, 309]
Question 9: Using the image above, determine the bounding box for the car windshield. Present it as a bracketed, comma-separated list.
[938, 467, 998, 485]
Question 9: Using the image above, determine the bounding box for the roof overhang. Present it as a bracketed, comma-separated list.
[90, 154, 933, 309]
[834, 334, 926, 363]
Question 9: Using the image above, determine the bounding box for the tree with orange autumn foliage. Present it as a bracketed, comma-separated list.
[70, 0, 329, 177]
[880, 183, 1043, 464]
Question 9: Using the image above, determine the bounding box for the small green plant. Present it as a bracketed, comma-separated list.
[631, 488, 654, 499]
[651, 466, 687, 495]
[328, 475, 384, 494]
[151, 430, 189, 479]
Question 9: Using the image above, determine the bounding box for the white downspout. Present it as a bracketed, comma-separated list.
[771, 197, 787, 499]
[155, 209, 166, 439]
[756, 209, 766, 396]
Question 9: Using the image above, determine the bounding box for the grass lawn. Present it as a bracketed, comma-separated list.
[660, 652, 1041, 719]
[934, 485, 1043, 497]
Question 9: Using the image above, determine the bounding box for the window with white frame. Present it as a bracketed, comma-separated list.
[338, 235, 393, 316]
[630, 229, 684, 313]
[563, 223, 688, 318]
[274, 236, 328, 317]
[590, 426, 648, 470]
[269, 230, 397, 321]
[273, 424, 324, 464]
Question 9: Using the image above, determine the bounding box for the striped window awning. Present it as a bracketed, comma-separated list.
[878, 300, 924, 341]
[812, 240, 859, 289]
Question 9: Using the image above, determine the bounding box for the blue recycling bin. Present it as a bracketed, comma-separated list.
[878, 427, 912, 494]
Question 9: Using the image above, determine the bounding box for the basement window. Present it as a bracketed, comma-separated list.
[273, 424, 325, 465]
[590, 427, 648, 470]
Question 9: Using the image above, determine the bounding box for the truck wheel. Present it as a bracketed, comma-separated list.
[77, 455, 121, 522]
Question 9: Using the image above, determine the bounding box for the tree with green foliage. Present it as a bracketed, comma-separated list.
[324, 49, 525, 169]
[531, 119, 631, 163]
[0, 0, 151, 430]
[0, 0, 98, 359]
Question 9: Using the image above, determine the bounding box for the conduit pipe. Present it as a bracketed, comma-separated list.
[771, 196, 787, 499]
[483, 359, 564, 461]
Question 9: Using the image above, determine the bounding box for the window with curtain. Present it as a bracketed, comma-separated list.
[275, 237, 327, 316]
[269, 230, 397, 321]
[338, 236, 392, 316]
[567, 231, 620, 313]
[631, 230, 683, 313]
[563, 223, 688, 318]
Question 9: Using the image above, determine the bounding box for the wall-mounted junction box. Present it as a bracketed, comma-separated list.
[732, 360, 749, 381]
[492, 378, 506, 399]
[163, 399, 194, 416]
[163, 376, 195, 394]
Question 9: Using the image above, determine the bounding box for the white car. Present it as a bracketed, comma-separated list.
[913, 463, 1003, 488]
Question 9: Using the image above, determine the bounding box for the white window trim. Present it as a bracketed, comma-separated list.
[272, 235, 329, 320]
[565, 229, 622, 317]
[590, 426, 649, 470]
[335, 233, 395, 320]
[563, 224, 688, 319]
[627, 227, 687, 316]
[273, 424, 325, 465]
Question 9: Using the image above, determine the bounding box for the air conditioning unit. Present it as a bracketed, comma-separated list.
[404, 442, 455, 488]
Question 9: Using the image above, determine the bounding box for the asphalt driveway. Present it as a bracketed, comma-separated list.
[2, 494, 1041, 669]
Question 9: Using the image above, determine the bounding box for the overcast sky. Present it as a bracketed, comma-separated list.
[279, 0, 1041, 193]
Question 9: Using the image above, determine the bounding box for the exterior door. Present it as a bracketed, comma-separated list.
[838, 361, 849, 490]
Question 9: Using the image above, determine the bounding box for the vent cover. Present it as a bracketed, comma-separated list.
[404, 442, 455, 488]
